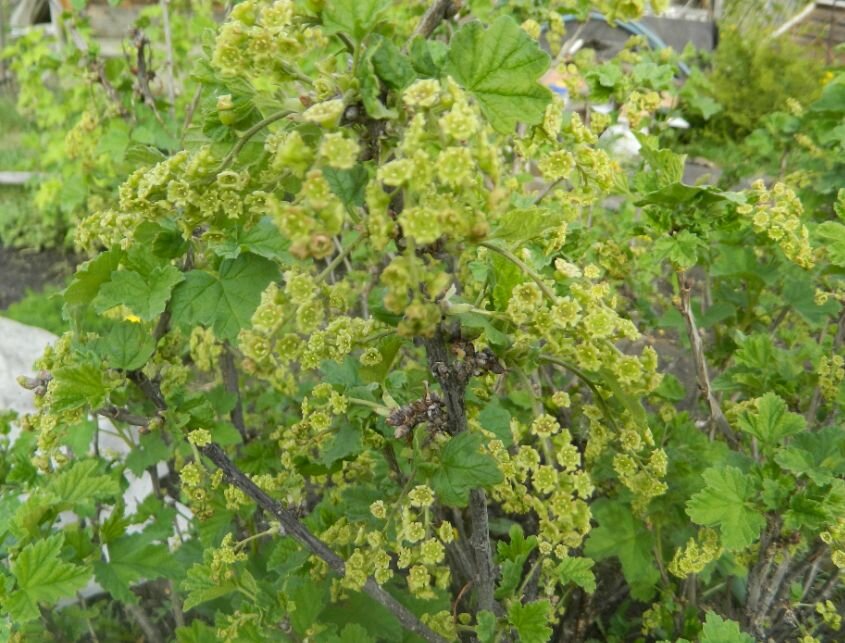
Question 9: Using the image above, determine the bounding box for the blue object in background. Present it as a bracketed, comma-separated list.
[560, 11, 693, 76]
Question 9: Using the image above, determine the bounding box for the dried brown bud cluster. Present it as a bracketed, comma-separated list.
[389, 338, 505, 440]
[17, 371, 52, 397]
[387, 387, 448, 439]
[430, 339, 505, 385]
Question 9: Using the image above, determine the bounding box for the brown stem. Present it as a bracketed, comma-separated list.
[130, 373, 446, 643]
[169, 581, 185, 628]
[220, 344, 249, 444]
[124, 602, 164, 643]
[200, 443, 448, 643]
[677, 272, 737, 446]
[96, 406, 150, 427]
[410, 0, 455, 42]
[757, 552, 792, 627]
[90, 58, 132, 122]
[132, 29, 165, 126]
[159, 0, 177, 122]
[180, 85, 203, 146]
[423, 327, 501, 616]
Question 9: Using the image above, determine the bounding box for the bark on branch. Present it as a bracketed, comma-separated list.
[423, 327, 502, 617]
[220, 344, 249, 444]
[677, 272, 737, 445]
[200, 444, 448, 643]
[130, 373, 447, 643]
[411, 0, 456, 42]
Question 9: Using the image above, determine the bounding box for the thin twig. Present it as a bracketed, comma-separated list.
[214, 110, 294, 175]
[677, 271, 737, 445]
[159, 0, 177, 122]
[539, 354, 619, 431]
[180, 85, 203, 146]
[132, 29, 165, 126]
[131, 374, 447, 643]
[479, 241, 557, 301]
[220, 344, 249, 444]
[124, 602, 164, 643]
[533, 178, 564, 205]
[201, 444, 448, 643]
[317, 234, 365, 282]
[96, 406, 150, 427]
[410, 0, 454, 43]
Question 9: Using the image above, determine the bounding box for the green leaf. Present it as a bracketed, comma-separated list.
[125, 433, 171, 476]
[431, 432, 503, 507]
[6, 534, 91, 623]
[371, 37, 416, 89]
[321, 591, 403, 641]
[497, 524, 537, 561]
[490, 251, 524, 310]
[410, 37, 447, 77]
[783, 274, 841, 325]
[639, 140, 685, 186]
[50, 363, 109, 413]
[584, 499, 659, 600]
[96, 120, 131, 160]
[59, 172, 87, 214]
[47, 460, 120, 506]
[686, 466, 765, 551]
[182, 562, 238, 611]
[476, 610, 497, 643]
[655, 373, 686, 401]
[635, 183, 740, 208]
[478, 399, 512, 446]
[94, 535, 172, 603]
[507, 600, 552, 643]
[457, 312, 510, 348]
[775, 426, 845, 486]
[341, 624, 375, 642]
[209, 218, 291, 262]
[588, 62, 624, 89]
[492, 207, 563, 245]
[556, 557, 596, 594]
[816, 221, 845, 266]
[320, 424, 363, 466]
[357, 46, 397, 120]
[810, 81, 845, 114]
[700, 612, 755, 643]
[93, 265, 184, 322]
[324, 166, 369, 207]
[288, 576, 329, 635]
[651, 230, 705, 269]
[64, 249, 124, 307]
[736, 393, 806, 448]
[322, 0, 389, 42]
[496, 525, 537, 599]
[631, 61, 675, 90]
[176, 620, 218, 643]
[685, 92, 722, 120]
[171, 253, 279, 341]
[95, 322, 156, 370]
[445, 16, 551, 133]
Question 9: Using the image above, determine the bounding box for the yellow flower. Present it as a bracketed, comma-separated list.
[124, 314, 141, 323]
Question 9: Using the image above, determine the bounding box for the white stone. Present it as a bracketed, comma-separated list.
[0, 316, 55, 417]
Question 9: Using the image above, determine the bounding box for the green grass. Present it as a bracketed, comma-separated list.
[2, 287, 68, 335]
[0, 93, 43, 247]
[0, 94, 31, 167]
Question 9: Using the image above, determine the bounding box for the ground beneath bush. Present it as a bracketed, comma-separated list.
[0, 245, 77, 309]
